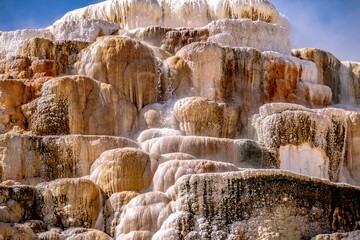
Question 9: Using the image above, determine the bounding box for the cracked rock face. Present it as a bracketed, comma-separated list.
[154, 170, 360, 239]
[0, 134, 138, 183]
[0, 0, 360, 239]
[37, 178, 102, 229]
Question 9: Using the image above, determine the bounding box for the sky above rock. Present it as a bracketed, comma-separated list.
[0, 0, 359, 62]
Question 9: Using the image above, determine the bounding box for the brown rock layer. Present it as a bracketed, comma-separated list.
[155, 170, 360, 239]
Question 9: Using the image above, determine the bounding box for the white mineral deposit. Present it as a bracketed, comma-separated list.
[0, 0, 359, 239]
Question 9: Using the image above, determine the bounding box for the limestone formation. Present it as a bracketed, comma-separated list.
[151, 159, 240, 192]
[142, 135, 266, 168]
[39, 228, 112, 240]
[292, 48, 342, 102]
[177, 42, 332, 135]
[31, 75, 137, 136]
[0, 185, 37, 223]
[154, 170, 360, 239]
[253, 103, 346, 181]
[0, 134, 138, 183]
[0, 19, 118, 60]
[0, 29, 52, 59]
[57, 0, 288, 29]
[137, 102, 179, 130]
[90, 148, 158, 197]
[313, 231, 360, 240]
[49, 19, 120, 42]
[115, 192, 173, 239]
[127, 18, 291, 54]
[339, 61, 360, 105]
[17, 37, 89, 75]
[104, 191, 139, 237]
[0, 80, 33, 133]
[76, 36, 166, 110]
[136, 128, 183, 143]
[0, 0, 360, 239]
[0, 222, 38, 240]
[37, 178, 102, 229]
[174, 97, 239, 138]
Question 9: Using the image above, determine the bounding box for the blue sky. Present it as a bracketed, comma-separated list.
[272, 0, 360, 62]
[0, 0, 103, 30]
[0, 0, 359, 62]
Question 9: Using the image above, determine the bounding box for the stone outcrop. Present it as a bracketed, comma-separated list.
[104, 191, 139, 237]
[57, 0, 288, 30]
[151, 159, 240, 192]
[115, 192, 173, 239]
[39, 228, 112, 240]
[17, 37, 89, 75]
[49, 19, 120, 42]
[313, 230, 360, 240]
[0, 222, 38, 240]
[76, 36, 165, 110]
[253, 103, 346, 181]
[0, 80, 34, 133]
[90, 148, 158, 197]
[30, 75, 137, 136]
[0, 185, 37, 223]
[339, 61, 360, 105]
[0, 0, 360, 239]
[154, 170, 360, 239]
[292, 48, 342, 102]
[0, 134, 138, 183]
[37, 178, 102, 229]
[0, 20, 118, 60]
[127, 18, 291, 54]
[136, 128, 183, 143]
[0, 29, 52, 59]
[142, 136, 266, 168]
[252, 103, 360, 186]
[177, 42, 332, 135]
[174, 97, 239, 138]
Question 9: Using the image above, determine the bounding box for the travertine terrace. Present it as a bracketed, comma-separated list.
[0, 0, 360, 239]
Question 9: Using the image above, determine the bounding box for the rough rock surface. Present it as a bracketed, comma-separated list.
[177, 42, 331, 135]
[90, 148, 158, 197]
[0, 185, 37, 223]
[142, 135, 266, 168]
[154, 170, 360, 239]
[313, 230, 360, 240]
[0, 0, 360, 239]
[292, 48, 342, 102]
[115, 192, 173, 239]
[49, 19, 120, 42]
[0, 19, 118, 59]
[0, 80, 33, 133]
[151, 159, 240, 192]
[0, 222, 38, 240]
[0, 29, 52, 59]
[38, 228, 112, 240]
[31, 75, 137, 136]
[104, 191, 139, 237]
[339, 61, 360, 105]
[57, 0, 288, 29]
[76, 36, 165, 110]
[0, 134, 138, 183]
[127, 18, 291, 54]
[37, 178, 102, 229]
[174, 97, 238, 138]
[253, 103, 346, 181]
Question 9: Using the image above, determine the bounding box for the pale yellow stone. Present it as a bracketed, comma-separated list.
[90, 148, 158, 197]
